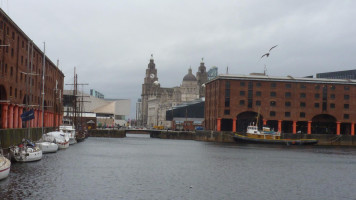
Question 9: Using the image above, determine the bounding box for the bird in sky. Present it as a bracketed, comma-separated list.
[261, 45, 278, 59]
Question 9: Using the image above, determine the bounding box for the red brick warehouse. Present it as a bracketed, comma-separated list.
[0, 8, 64, 129]
[205, 74, 356, 135]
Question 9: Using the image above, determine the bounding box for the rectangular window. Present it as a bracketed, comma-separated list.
[315, 85, 320, 90]
[256, 82, 261, 87]
[285, 112, 291, 117]
[300, 102, 306, 107]
[270, 92, 276, 97]
[239, 100, 245, 105]
[248, 99, 253, 108]
[285, 92, 291, 98]
[344, 95, 350, 100]
[256, 91, 261, 96]
[225, 89, 230, 98]
[225, 98, 230, 107]
[314, 103, 319, 108]
[256, 101, 261, 106]
[285, 83, 291, 88]
[270, 101, 276, 106]
[344, 114, 349, 119]
[330, 103, 335, 108]
[240, 91, 245, 96]
[270, 111, 276, 117]
[225, 81, 230, 89]
[300, 112, 305, 118]
[248, 82, 253, 89]
[300, 93, 306, 98]
[285, 101, 291, 107]
[240, 82, 245, 86]
[344, 104, 349, 109]
[248, 90, 253, 98]
[344, 86, 350, 91]
[315, 93, 320, 99]
[224, 110, 230, 115]
[271, 83, 276, 88]
[300, 84, 306, 89]
[323, 102, 327, 111]
[330, 94, 335, 99]
[331, 85, 336, 90]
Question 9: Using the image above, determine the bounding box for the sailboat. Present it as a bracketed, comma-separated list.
[9, 139, 43, 162]
[38, 43, 68, 150]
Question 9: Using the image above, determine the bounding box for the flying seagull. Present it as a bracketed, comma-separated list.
[261, 45, 278, 59]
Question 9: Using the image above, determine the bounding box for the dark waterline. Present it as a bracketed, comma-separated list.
[1, 134, 356, 200]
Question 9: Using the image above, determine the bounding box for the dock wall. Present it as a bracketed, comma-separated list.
[151, 131, 356, 146]
[0, 127, 56, 149]
[150, 130, 235, 143]
[88, 129, 126, 138]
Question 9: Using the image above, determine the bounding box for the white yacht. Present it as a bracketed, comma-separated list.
[60, 125, 77, 145]
[44, 131, 70, 149]
[35, 141, 59, 153]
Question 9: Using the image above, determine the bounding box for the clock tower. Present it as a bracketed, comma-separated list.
[141, 55, 158, 126]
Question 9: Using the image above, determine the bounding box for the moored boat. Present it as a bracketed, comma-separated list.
[44, 131, 70, 149]
[36, 141, 59, 153]
[233, 123, 318, 145]
[0, 154, 11, 180]
[60, 125, 77, 145]
[9, 139, 43, 162]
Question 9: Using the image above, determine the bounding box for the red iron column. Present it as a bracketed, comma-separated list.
[307, 121, 312, 135]
[44, 111, 48, 127]
[263, 119, 267, 126]
[292, 121, 297, 134]
[232, 118, 237, 132]
[278, 120, 282, 133]
[13, 106, 18, 128]
[351, 123, 355, 136]
[1, 103, 8, 129]
[18, 107, 23, 128]
[8, 104, 14, 128]
[336, 122, 341, 135]
[34, 109, 38, 127]
[217, 118, 221, 131]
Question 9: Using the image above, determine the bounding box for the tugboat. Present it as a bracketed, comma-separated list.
[234, 123, 318, 145]
[233, 110, 318, 145]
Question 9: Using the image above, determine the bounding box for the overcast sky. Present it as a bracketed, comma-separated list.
[3, 0, 356, 118]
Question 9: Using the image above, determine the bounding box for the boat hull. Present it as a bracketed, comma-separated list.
[36, 142, 58, 153]
[69, 138, 77, 145]
[233, 134, 318, 145]
[57, 141, 70, 149]
[0, 156, 11, 180]
[10, 147, 43, 162]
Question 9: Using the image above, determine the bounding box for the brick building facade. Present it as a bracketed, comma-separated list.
[205, 74, 356, 135]
[0, 8, 64, 129]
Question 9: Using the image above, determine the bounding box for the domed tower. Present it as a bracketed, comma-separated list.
[181, 67, 199, 102]
[141, 54, 159, 126]
[196, 58, 208, 97]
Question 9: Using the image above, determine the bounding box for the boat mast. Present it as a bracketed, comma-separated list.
[256, 106, 261, 128]
[41, 42, 46, 135]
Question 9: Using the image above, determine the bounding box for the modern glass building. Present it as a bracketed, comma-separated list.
[316, 69, 356, 80]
